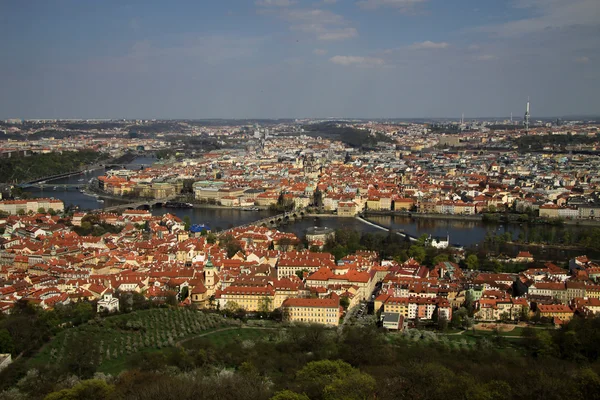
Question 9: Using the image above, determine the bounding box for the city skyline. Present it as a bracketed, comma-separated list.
[0, 0, 598, 119]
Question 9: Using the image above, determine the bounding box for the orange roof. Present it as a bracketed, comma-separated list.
[282, 297, 339, 308]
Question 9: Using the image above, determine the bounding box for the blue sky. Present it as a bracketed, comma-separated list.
[0, 0, 598, 119]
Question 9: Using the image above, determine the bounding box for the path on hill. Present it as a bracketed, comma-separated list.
[176, 325, 278, 346]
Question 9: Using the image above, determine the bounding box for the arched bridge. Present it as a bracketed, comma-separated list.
[96, 196, 176, 212]
[219, 209, 307, 235]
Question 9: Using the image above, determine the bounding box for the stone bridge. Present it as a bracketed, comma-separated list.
[97, 196, 176, 212]
[219, 209, 307, 235]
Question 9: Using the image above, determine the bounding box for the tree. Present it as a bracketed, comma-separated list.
[271, 390, 310, 400]
[165, 293, 178, 306]
[432, 254, 449, 267]
[437, 315, 448, 332]
[37, 207, 46, 214]
[465, 254, 479, 270]
[183, 216, 191, 231]
[178, 286, 189, 302]
[0, 328, 13, 354]
[296, 360, 354, 400]
[206, 232, 217, 244]
[220, 234, 243, 258]
[225, 301, 241, 314]
[408, 245, 426, 263]
[45, 379, 114, 400]
[323, 370, 377, 400]
[62, 333, 100, 378]
[295, 269, 309, 280]
[258, 296, 273, 315]
[340, 296, 350, 310]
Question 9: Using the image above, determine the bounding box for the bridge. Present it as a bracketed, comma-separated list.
[219, 209, 307, 235]
[20, 183, 84, 190]
[356, 215, 419, 242]
[104, 163, 151, 169]
[96, 196, 176, 212]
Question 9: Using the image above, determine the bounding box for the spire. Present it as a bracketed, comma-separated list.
[524, 97, 531, 133]
[205, 253, 214, 269]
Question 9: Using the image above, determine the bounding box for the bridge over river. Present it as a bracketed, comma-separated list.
[219, 209, 308, 235]
[96, 196, 176, 212]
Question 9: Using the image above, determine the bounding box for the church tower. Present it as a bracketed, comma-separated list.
[204, 254, 216, 289]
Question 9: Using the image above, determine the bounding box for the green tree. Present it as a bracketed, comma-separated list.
[62, 333, 100, 378]
[37, 207, 46, 214]
[219, 234, 244, 258]
[432, 254, 449, 267]
[258, 296, 273, 315]
[271, 390, 310, 400]
[340, 296, 350, 310]
[44, 379, 114, 400]
[295, 269, 309, 280]
[0, 328, 13, 354]
[296, 360, 354, 400]
[183, 216, 191, 231]
[408, 245, 426, 263]
[206, 232, 217, 244]
[323, 370, 377, 400]
[178, 286, 189, 302]
[465, 254, 479, 270]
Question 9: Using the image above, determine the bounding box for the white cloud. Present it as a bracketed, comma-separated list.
[313, 48, 328, 55]
[318, 28, 358, 40]
[467, 44, 480, 51]
[575, 56, 590, 63]
[409, 41, 449, 50]
[478, 0, 599, 37]
[255, 0, 296, 6]
[357, 0, 426, 10]
[329, 55, 385, 66]
[284, 9, 358, 41]
[323, 0, 338, 3]
[475, 54, 498, 61]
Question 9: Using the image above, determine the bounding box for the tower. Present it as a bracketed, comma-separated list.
[524, 98, 530, 133]
[204, 254, 216, 289]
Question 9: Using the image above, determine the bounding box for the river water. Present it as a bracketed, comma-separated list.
[23, 156, 597, 258]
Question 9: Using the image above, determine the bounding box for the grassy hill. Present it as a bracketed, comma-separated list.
[30, 308, 240, 375]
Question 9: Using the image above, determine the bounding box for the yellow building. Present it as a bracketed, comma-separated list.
[338, 201, 358, 216]
[282, 297, 340, 326]
[216, 285, 275, 311]
[538, 304, 573, 321]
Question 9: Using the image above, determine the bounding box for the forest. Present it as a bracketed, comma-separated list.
[0, 150, 107, 183]
[301, 122, 393, 149]
[0, 296, 599, 400]
[516, 133, 599, 151]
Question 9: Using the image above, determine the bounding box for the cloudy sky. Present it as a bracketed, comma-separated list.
[0, 0, 598, 119]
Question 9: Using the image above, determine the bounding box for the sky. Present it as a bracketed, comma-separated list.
[0, 0, 598, 119]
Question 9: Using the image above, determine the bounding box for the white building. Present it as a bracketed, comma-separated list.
[97, 290, 120, 313]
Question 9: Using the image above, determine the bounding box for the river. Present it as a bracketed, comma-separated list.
[23, 156, 156, 210]
[23, 156, 597, 258]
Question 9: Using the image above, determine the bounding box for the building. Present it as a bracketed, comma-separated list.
[305, 226, 335, 244]
[0, 198, 64, 215]
[282, 296, 340, 326]
[537, 304, 573, 321]
[381, 312, 404, 330]
[97, 290, 119, 313]
[216, 286, 275, 311]
[0, 354, 12, 372]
